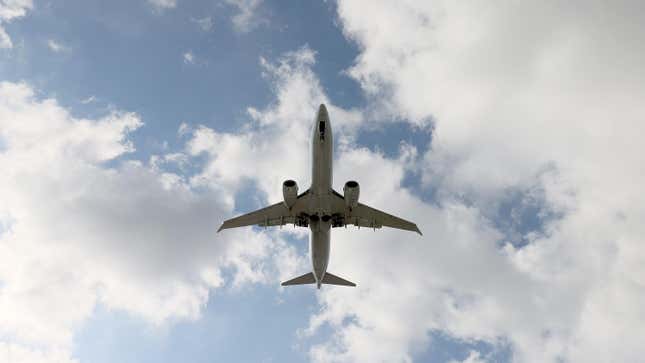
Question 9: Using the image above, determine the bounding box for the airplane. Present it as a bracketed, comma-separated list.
[218, 104, 421, 288]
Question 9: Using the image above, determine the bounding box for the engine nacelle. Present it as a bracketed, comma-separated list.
[343, 180, 360, 210]
[283, 179, 298, 209]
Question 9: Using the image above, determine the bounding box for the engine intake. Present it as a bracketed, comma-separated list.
[343, 180, 360, 209]
[283, 179, 298, 208]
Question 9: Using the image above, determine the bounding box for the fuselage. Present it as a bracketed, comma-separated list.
[309, 104, 333, 288]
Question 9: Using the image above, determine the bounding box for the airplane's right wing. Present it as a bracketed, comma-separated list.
[330, 191, 422, 235]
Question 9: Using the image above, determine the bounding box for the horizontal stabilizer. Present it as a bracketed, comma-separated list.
[281, 272, 316, 286]
[322, 272, 356, 287]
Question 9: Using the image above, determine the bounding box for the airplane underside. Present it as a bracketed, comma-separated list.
[218, 104, 421, 288]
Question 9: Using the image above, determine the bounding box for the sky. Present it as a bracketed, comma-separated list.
[1, 1, 645, 362]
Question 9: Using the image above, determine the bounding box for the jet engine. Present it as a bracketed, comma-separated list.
[283, 179, 298, 208]
[343, 180, 360, 209]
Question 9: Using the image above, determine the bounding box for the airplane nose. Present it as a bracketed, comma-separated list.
[317, 104, 328, 121]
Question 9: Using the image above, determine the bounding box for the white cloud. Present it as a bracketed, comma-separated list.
[192, 16, 214, 32]
[178, 121, 191, 136]
[298, 1, 645, 362]
[187, 46, 363, 204]
[0, 0, 33, 48]
[80, 95, 96, 104]
[224, 0, 265, 33]
[183, 50, 195, 64]
[0, 81, 300, 361]
[147, 0, 176, 11]
[46, 39, 70, 53]
[0, 342, 77, 363]
[0, 26, 11, 48]
[449, 351, 485, 363]
[0, 0, 32, 19]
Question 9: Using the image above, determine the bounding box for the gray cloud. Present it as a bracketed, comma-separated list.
[304, 1, 645, 362]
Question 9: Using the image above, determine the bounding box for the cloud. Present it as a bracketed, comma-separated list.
[147, 0, 177, 11]
[0, 0, 33, 48]
[449, 351, 485, 363]
[183, 50, 195, 64]
[298, 1, 645, 362]
[46, 39, 70, 53]
[178, 121, 191, 136]
[0, 81, 300, 361]
[0, 342, 77, 363]
[191, 16, 214, 32]
[224, 0, 265, 33]
[80, 95, 96, 104]
[187, 46, 363, 203]
[0, 26, 11, 48]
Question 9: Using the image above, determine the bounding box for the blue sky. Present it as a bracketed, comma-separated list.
[1, 1, 645, 363]
[2, 0, 363, 135]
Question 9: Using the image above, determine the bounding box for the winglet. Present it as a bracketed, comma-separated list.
[415, 225, 423, 236]
[217, 224, 225, 233]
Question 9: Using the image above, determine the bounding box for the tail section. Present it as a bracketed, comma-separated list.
[281, 272, 316, 286]
[281, 272, 356, 287]
[322, 272, 356, 287]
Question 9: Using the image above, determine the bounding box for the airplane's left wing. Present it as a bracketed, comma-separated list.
[218, 190, 310, 232]
[330, 190, 422, 235]
[349, 202, 422, 235]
